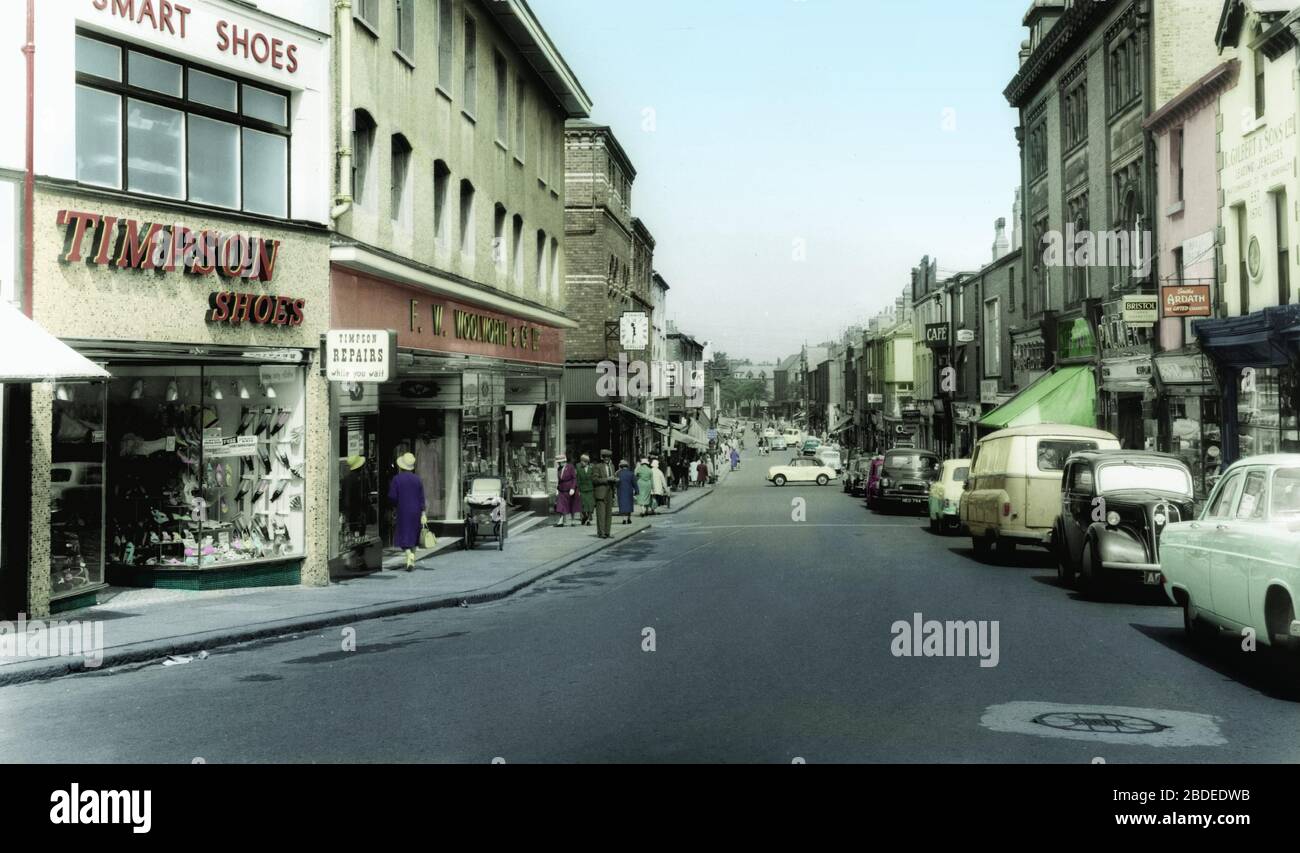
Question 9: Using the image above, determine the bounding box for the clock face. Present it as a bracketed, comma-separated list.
[1248, 236, 1262, 280]
[620, 312, 649, 349]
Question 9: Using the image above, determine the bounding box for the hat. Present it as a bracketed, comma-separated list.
[396, 452, 416, 471]
[579, 453, 590, 462]
[347, 455, 365, 471]
[601, 449, 613, 458]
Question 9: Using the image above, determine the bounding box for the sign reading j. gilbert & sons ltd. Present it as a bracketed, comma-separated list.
[56, 209, 305, 328]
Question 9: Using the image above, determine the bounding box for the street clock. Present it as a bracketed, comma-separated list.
[619, 311, 649, 350]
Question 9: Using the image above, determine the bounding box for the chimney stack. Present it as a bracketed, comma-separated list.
[992, 217, 1010, 262]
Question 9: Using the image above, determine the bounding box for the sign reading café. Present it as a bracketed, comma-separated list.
[56, 208, 306, 327]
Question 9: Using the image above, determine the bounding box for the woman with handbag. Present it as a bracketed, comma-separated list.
[555, 454, 578, 527]
[388, 452, 426, 572]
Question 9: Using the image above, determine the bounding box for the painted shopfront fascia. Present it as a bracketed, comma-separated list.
[28, 187, 333, 616]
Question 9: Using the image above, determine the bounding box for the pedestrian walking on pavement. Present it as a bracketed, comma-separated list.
[696, 458, 708, 487]
[635, 458, 654, 517]
[592, 450, 617, 538]
[388, 452, 425, 572]
[617, 459, 638, 524]
[555, 454, 578, 527]
[576, 453, 595, 526]
[651, 458, 668, 512]
[730, 447, 740, 471]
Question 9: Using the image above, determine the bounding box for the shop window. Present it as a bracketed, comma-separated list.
[75, 34, 291, 216]
[49, 383, 107, 599]
[104, 365, 306, 572]
[338, 413, 379, 558]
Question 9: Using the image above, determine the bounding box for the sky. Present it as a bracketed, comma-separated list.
[531, 0, 1029, 363]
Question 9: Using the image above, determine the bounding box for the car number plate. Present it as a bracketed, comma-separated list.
[1143, 571, 1161, 585]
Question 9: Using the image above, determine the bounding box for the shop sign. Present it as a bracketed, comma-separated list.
[1162, 284, 1212, 318]
[258, 365, 298, 386]
[1100, 299, 1152, 359]
[866, 393, 883, 404]
[1057, 317, 1097, 360]
[55, 209, 306, 328]
[980, 380, 1000, 405]
[707, 429, 718, 440]
[1122, 294, 1159, 325]
[89, 0, 304, 74]
[956, 329, 975, 344]
[202, 434, 257, 458]
[924, 323, 950, 347]
[325, 329, 396, 383]
[1156, 353, 1214, 385]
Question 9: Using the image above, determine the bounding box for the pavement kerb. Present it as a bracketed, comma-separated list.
[0, 524, 654, 687]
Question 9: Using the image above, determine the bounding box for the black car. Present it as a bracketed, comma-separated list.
[1051, 450, 1195, 594]
[875, 449, 940, 514]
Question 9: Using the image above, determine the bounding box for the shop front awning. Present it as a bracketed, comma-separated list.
[829, 414, 855, 435]
[1195, 304, 1300, 368]
[672, 433, 707, 449]
[0, 301, 110, 383]
[612, 402, 668, 429]
[977, 366, 1096, 431]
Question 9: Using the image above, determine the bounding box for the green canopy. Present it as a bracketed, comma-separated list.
[977, 366, 1096, 431]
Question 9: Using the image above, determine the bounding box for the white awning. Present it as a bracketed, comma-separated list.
[0, 302, 110, 382]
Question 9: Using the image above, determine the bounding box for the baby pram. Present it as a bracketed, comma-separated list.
[462, 476, 506, 550]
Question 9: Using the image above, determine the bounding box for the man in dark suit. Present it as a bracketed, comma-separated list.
[591, 449, 617, 538]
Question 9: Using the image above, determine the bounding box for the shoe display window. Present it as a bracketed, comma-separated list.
[105, 364, 307, 570]
[50, 382, 107, 597]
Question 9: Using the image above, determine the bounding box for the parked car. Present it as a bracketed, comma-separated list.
[962, 424, 1120, 562]
[768, 457, 838, 487]
[1161, 455, 1300, 650]
[1051, 450, 1195, 593]
[772, 436, 788, 452]
[815, 447, 843, 474]
[802, 438, 823, 456]
[928, 459, 970, 533]
[864, 456, 886, 508]
[843, 457, 870, 493]
[783, 428, 803, 448]
[874, 448, 941, 514]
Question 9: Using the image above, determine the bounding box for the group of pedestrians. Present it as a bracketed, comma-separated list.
[552, 444, 728, 531]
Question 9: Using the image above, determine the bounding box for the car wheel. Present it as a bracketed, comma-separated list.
[773, 474, 787, 487]
[816, 474, 829, 486]
[972, 536, 991, 561]
[1080, 539, 1106, 598]
[1053, 525, 1076, 588]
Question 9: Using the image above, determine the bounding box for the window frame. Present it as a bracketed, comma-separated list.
[353, 0, 380, 37]
[75, 30, 292, 219]
[394, 0, 416, 66]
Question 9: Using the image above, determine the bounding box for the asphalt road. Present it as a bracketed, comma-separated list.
[6, 443, 1300, 763]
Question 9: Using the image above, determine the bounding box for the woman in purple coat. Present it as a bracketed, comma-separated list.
[388, 452, 426, 571]
[555, 455, 578, 527]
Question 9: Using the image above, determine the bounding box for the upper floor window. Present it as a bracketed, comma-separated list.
[437, 0, 454, 91]
[355, 0, 379, 32]
[352, 109, 376, 208]
[1108, 29, 1142, 114]
[458, 179, 475, 257]
[1172, 126, 1184, 202]
[395, 0, 415, 62]
[390, 133, 412, 226]
[514, 74, 527, 157]
[1255, 48, 1267, 120]
[494, 52, 508, 145]
[433, 159, 451, 246]
[1027, 119, 1048, 181]
[75, 33, 290, 218]
[463, 16, 477, 115]
[1062, 75, 1087, 151]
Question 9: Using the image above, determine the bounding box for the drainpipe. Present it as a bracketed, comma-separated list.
[22, 0, 34, 316]
[330, 0, 353, 221]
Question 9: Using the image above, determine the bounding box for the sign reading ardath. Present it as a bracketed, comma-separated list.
[55, 209, 305, 327]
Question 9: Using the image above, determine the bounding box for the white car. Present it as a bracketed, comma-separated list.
[814, 447, 843, 474]
[1161, 455, 1300, 651]
[768, 457, 838, 487]
[771, 436, 788, 451]
[763, 428, 777, 440]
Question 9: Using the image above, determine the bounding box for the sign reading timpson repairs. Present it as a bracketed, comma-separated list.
[55, 209, 305, 327]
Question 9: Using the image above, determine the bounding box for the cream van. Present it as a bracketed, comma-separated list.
[961, 424, 1120, 561]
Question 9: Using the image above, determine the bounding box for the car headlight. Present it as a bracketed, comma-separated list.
[881, 478, 891, 487]
[1106, 511, 1121, 527]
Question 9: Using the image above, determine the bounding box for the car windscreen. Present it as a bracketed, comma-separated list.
[952, 467, 969, 482]
[884, 453, 936, 470]
[1036, 440, 1098, 471]
[1096, 463, 1192, 496]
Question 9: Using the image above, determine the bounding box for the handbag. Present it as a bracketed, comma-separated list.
[420, 527, 437, 549]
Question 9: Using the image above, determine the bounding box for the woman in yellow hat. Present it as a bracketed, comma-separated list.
[388, 452, 425, 571]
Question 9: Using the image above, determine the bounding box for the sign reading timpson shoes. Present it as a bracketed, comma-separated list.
[55, 209, 305, 327]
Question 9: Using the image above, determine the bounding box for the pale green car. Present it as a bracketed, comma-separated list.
[928, 459, 970, 534]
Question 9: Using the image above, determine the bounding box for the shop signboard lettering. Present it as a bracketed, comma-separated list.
[924, 323, 950, 347]
[56, 209, 305, 328]
[980, 380, 1000, 405]
[90, 0, 302, 74]
[1122, 294, 1159, 325]
[202, 434, 257, 459]
[325, 330, 396, 383]
[1162, 284, 1212, 318]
